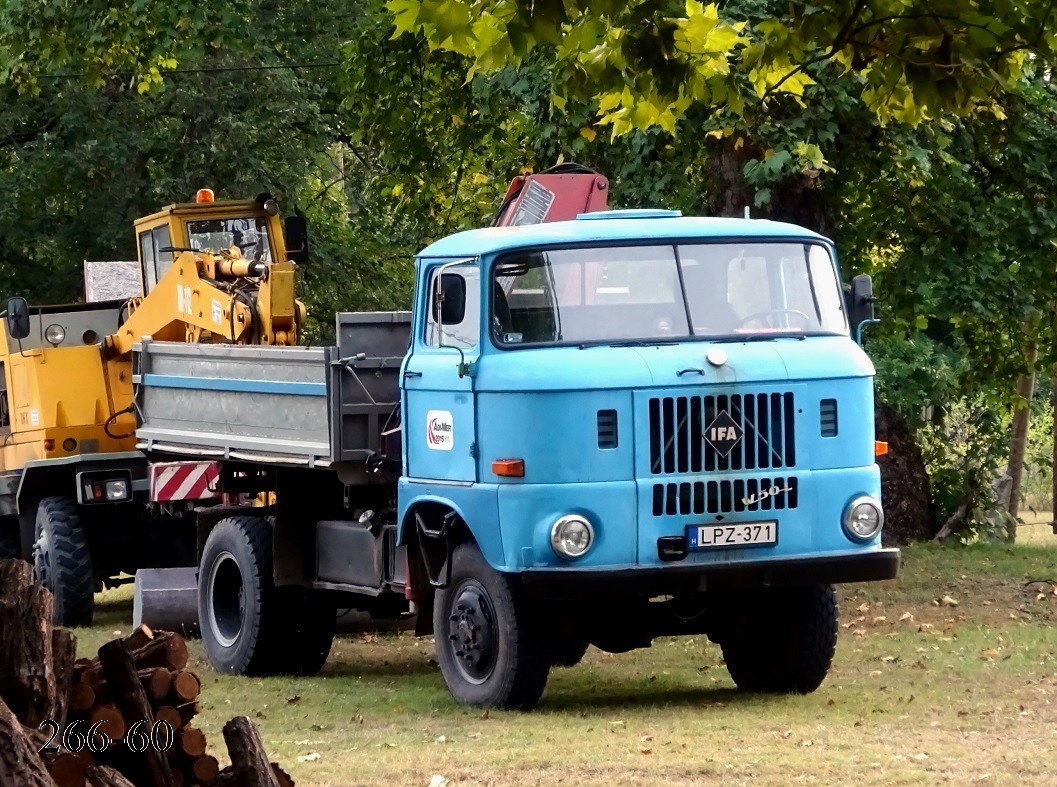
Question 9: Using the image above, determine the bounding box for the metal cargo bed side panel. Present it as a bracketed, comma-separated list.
[334, 311, 410, 462]
[133, 340, 336, 463]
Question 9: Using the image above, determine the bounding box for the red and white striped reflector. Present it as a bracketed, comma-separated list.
[150, 461, 220, 502]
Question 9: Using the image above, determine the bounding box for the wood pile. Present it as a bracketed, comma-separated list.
[1, 559, 292, 787]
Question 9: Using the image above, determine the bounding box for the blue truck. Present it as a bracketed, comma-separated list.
[129, 200, 899, 709]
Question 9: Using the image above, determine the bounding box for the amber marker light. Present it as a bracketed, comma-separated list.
[492, 458, 525, 477]
[196, 188, 215, 203]
[874, 441, 889, 457]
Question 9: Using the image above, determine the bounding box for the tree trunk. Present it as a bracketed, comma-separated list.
[1006, 341, 1038, 542]
[875, 401, 937, 542]
[707, 135, 832, 235]
[1051, 367, 1057, 535]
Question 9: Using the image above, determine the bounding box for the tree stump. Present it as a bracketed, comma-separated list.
[0, 695, 56, 787]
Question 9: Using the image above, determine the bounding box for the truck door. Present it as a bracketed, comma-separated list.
[402, 260, 480, 482]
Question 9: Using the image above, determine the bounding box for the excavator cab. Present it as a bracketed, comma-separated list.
[134, 191, 297, 296]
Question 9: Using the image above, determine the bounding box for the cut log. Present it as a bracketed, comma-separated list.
[222, 716, 281, 787]
[77, 665, 103, 689]
[155, 705, 183, 732]
[97, 638, 176, 787]
[51, 627, 78, 728]
[0, 557, 31, 594]
[70, 682, 97, 712]
[131, 632, 190, 671]
[170, 670, 201, 703]
[141, 667, 173, 701]
[49, 751, 90, 787]
[88, 703, 127, 741]
[86, 764, 138, 787]
[179, 726, 207, 757]
[0, 582, 56, 726]
[191, 754, 220, 784]
[177, 701, 201, 726]
[271, 762, 295, 787]
[0, 696, 56, 787]
[126, 624, 155, 652]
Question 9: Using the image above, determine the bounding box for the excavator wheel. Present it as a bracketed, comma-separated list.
[32, 497, 95, 626]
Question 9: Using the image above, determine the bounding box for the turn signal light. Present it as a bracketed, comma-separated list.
[492, 458, 525, 478]
[874, 441, 889, 457]
[196, 188, 215, 204]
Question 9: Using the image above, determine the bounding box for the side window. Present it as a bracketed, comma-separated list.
[153, 225, 174, 283]
[139, 231, 157, 291]
[425, 265, 480, 349]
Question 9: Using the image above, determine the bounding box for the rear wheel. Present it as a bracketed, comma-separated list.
[720, 584, 838, 693]
[433, 543, 550, 709]
[199, 516, 334, 676]
[33, 497, 94, 626]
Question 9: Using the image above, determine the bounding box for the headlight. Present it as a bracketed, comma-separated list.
[105, 479, 130, 501]
[842, 496, 884, 541]
[550, 515, 594, 559]
[45, 323, 66, 346]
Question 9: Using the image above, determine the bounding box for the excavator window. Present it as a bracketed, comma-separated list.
[138, 225, 175, 293]
[187, 217, 272, 263]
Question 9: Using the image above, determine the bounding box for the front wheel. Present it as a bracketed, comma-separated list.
[33, 497, 94, 626]
[720, 584, 838, 694]
[433, 543, 551, 709]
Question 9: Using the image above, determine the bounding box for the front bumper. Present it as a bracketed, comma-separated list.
[520, 547, 900, 600]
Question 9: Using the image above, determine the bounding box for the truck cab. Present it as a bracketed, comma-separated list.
[396, 210, 897, 703]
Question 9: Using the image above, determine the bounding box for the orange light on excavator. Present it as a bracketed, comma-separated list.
[195, 188, 215, 204]
[875, 441, 889, 457]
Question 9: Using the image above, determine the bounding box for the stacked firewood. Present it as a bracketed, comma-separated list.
[0, 559, 293, 787]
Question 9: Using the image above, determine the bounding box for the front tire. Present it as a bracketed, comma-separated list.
[199, 516, 334, 676]
[433, 543, 550, 709]
[33, 497, 94, 626]
[720, 584, 838, 694]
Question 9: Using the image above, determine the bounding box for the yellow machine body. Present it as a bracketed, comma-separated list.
[1, 196, 305, 479]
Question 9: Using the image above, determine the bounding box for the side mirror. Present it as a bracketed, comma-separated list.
[433, 273, 467, 326]
[846, 274, 876, 340]
[284, 216, 309, 264]
[4, 297, 30, 340]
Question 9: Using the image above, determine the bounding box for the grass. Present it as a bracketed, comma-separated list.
[75, 529, 1057, 787]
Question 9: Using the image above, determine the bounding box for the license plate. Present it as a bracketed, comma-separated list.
[687, 521, 778, 549]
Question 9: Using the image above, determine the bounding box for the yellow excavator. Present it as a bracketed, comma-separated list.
[0, 190, 308, 624]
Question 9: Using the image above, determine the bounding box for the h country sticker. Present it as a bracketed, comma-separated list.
[426, 410, 454, 451]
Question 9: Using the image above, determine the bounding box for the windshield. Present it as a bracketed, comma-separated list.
[491, 242, 847, 347]
[186, 217, 272, 262]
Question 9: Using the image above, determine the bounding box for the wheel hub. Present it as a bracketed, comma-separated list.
[446, 582, 498, 683]
[207, 551, 245, 648]
[32, 531, 53, 590]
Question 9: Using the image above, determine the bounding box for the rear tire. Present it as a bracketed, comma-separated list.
[433, 543, 550, 709]
[720, 584, 838, 693]
[32, 497, 94, 626]
[199, 516, 334, 676]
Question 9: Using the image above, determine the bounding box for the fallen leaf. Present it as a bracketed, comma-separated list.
[435, 735, 447, 744]
[298, 753, 321, 762]
[857, 603, 870, 614]
[872, 616, 887, 624]
[911, 752, 929, 760]
[941, 595, 959, 607]
[255, 711, 267, 719]
[287, 695, 301, 705]
[899, 611, 914, 622]
[429, 776, 450, 787]
[640, 749, 653, 755]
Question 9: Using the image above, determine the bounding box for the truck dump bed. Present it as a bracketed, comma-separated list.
[133, 312, 410, 466]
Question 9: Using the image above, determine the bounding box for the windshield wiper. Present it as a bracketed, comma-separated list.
[737, 332, 807, 342]
[579, 339, 680, 349]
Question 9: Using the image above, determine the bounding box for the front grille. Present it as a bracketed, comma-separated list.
[652, 476, 799, 516]
[648, 393, 796, 473]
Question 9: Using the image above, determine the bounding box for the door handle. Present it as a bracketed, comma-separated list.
[403, 370, 423, 379]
